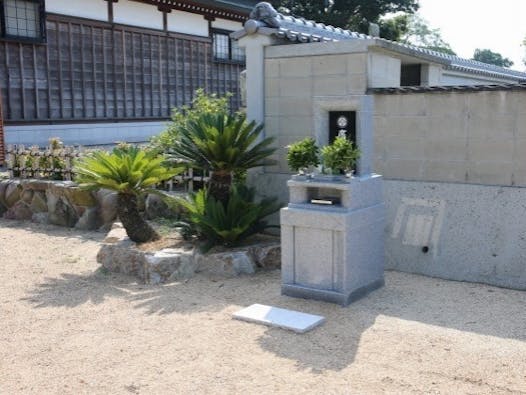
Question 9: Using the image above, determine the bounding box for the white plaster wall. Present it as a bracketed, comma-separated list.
[167, 11, 208, 36]
[420, 64, 442, 86]
[238, 34, 276, 125]
[427, 65, 442, 85]
[113, 0, 163, 31]
[440, 72, 516, 86]
[46, 0, 108, 21]
[5, 121, 167, 147]
[211, 18, 243, 32]
[368, 52, 401, 88]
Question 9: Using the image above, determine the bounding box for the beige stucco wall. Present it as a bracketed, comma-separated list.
[374, 90, 526, 186]
[368, 52, 401, 88]
[260, 40, 526, 188]
[264, 50, 368, 173]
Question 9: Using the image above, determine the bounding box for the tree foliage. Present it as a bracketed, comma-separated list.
[379, 13, 410, 42]
[271, 0, 418, 32]
[381, 14, 455, 55]
[403, 15, 455, 54]
[472, 48, 513, 68]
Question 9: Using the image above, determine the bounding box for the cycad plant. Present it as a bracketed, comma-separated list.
[74, 146, 180, 243]
[174, 185, 280, 251]
[167, 112, 276, 204]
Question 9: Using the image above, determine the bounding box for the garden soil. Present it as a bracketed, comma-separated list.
[0, 219, 525, 394]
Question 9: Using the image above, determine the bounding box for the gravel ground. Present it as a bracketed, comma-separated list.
[0, 218, 525, 394]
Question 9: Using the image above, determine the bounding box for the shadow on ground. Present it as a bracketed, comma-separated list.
[23, 266, 526, 372]
[23, 268, 281, 315]
[256, 271, 526, 371]
[0, 218, 105, 243]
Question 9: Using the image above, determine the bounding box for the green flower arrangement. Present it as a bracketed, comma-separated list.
[321, 137, 360, 175]
[286, 137, 320, 173]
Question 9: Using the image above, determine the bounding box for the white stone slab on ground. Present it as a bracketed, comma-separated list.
[233, 304, 325, 333]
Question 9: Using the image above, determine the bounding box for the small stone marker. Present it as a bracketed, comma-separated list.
[233, 304, 325, 333]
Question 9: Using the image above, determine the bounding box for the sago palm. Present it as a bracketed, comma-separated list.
[174, 185, 280, 251]
[74, 146, 180, 243]
[168, 112, 276, 204]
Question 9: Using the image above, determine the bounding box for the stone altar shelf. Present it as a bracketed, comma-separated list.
[280, 175, 385, 306]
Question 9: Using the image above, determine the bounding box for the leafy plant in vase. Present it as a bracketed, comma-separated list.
[286, 137, 320, 178]
[321, 136, 360, 180]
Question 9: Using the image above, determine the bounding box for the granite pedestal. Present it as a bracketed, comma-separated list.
[280, 175, 385, 306]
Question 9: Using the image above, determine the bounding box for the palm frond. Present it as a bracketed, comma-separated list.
[74, 147, 181, 195]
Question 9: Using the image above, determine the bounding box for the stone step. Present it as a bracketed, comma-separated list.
[233, 304, 325, 333]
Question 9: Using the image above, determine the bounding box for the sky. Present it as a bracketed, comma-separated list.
[416, 0, 526, 70]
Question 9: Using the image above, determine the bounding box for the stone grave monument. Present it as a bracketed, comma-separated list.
[280, 110, 385, 306]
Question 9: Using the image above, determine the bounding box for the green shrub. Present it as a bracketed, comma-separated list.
[149, 89, 232, 154]
[48, 137, 66, 180]
[172, 185, 280, 251]
[321, 137, 360, 175]
[11, 138, 68, 180]
[286, 137, 319, 172]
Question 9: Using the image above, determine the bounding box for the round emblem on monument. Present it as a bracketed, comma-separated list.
[337, 116, 348, 128]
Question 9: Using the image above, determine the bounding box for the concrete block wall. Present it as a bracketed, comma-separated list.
[264, 46, 368, 173]
[373, 90, 526, 187]
[385, 180, 526, 290]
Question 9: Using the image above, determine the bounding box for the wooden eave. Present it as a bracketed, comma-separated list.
[129, 0, 251, 21]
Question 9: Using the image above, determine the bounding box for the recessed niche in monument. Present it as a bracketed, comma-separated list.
[329, 111, 356, 145]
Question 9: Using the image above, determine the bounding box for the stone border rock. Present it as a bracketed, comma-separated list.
[0, 179, 118, 230]
[97, 223, 281, 284]
[0, 179, 178, 230]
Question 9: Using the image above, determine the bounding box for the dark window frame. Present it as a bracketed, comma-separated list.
[0, 0, 46, 43]
[400, 64, 422, 86]
[211, 28, 244, 64]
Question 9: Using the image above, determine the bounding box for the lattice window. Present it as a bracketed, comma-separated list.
[213, 31, 230, 61]
[231, 39, 244, 62]
[1, 0, 45, 41]
[212, 29, 245, 63]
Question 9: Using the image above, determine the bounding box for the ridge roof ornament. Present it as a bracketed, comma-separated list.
[249, 2, 280, 28]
